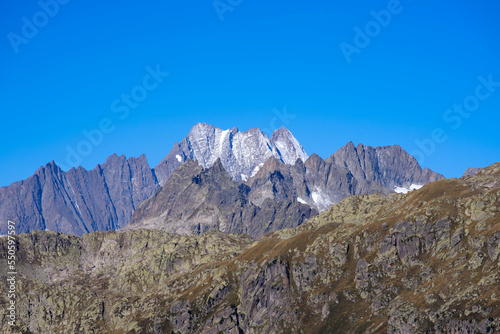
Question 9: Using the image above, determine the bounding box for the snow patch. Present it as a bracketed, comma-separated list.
[241, 174, 248, 181]
[410, 184, 423, 191]
[297, 197, 307, 204]
[394, 186, 409, 194]
[311, 187, 333, 211]
[176, 155, 182, 163]
[218, 129, 229, 156]
[74, 203, 82, 215]
[66, 180, 82, 216]
[394, 184, 423, 194]
[179, 124, 309, 182]
[250, 163, 264, 178]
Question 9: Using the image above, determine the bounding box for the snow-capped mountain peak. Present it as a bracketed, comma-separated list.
[271, 127, 309, 164]
[154, 123, 308, 185]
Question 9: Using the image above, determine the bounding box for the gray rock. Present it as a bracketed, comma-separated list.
[123, 159, 317, 239]
[154, 123, 308, 185]
[0, 154, 159, 236]
[462, 167, 482, 177]
[0, 123, 445, 237]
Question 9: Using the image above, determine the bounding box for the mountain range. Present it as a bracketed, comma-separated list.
[1, 162, 498, 333]
[0, 154, 158, 236]
[154, 123, 309, 185]
[0, 123, 443, 236]
[121, 158, 317, 239]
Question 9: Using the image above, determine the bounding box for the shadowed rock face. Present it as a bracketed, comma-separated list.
[123, 158, 317, 239]
[0, 154, 159, 236]
[1, 162, 498, 334]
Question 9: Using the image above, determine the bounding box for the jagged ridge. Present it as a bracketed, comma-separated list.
[154, 123, 309, 185]
[0, 123, 444, 236]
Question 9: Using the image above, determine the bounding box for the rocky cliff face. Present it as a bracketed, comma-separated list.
[244, 143, 444, 212]
[1, 162, 498, 334]
[153, 123, 309, 185]
[0, 154, 159, 236]
[332, 142, 443, 193]
[244, 154, 356, 211]
[123, 158, 317, 239]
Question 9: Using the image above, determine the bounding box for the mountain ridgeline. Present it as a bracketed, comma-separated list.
[0, 123, 443, 236]
[121, 159, 317, 239]
[0, 154, 158, 236]
[1, 162, 498, 333]
[154, 123, 309, 185]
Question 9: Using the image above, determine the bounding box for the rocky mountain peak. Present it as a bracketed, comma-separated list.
[304, 153, 325, 172]
[35, 160, 61, 176]
[188, 122, 214, 138]
[244, 142, 445, 212]
[200, 158, 234, 188]
[0, 153, 160, 236]
[2, 123, 447, 237]
[250, 156, 286, 178]
[4, 162, 498, 333]
[154, 123, 309, 185]
[332, 141, 444, 193]
[124, 158, 316, 238]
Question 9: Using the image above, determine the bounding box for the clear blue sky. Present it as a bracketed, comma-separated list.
[1, 0, 500, 187]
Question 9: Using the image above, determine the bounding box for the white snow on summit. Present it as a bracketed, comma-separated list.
[271, 127, 309, 164]
[176, 123, 308, 182]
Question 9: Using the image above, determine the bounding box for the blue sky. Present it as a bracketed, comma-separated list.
[1, 0, 500, 187]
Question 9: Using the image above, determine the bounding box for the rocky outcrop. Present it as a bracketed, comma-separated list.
[0, 154, 159, 236]
[1, 162, 498, 333]
[462, 167, 482, 177]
